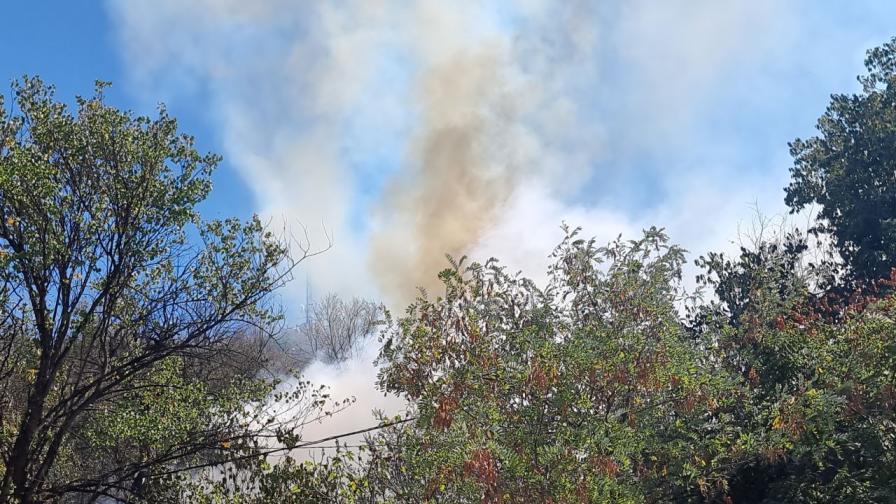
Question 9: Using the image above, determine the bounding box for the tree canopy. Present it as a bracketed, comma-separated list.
[193, 227, 896, 503]
[786, 37, 896, 287]
[0, 78, 332, 503]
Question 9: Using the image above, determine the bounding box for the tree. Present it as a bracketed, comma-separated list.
[359, 227, 896, 502]
[172, 225, 896, 502]
[692, 231, 809, 331]
[688, 219, 896, 501]
[0, 77, 327, 502]
[702, 272, 896, 502]
[297, 294, 381, 364]
[366, 228, 745, 502]
[786, 37, 896, 287]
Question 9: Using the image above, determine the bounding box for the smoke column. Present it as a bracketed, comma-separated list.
[108, 0, 793, 451]
[108, 0, 615, 306]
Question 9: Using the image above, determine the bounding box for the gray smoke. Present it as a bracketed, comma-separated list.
[109, 0, 612, 306]
[108, 0, 793, 453]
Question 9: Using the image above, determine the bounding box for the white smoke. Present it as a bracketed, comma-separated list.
[107, 0, 809, 454]
[108, 0, 795, 305]
[294, 336, 406, 455]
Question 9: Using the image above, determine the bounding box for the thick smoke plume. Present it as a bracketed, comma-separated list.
[108, 0, 798, 451]
[365, 2, 609, 303]
[109, 0, 792, 306]
[109, 0, 613, 306]
[370, 49, 517, 301]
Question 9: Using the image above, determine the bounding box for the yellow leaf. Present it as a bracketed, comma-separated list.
[772, 415, 784, 430]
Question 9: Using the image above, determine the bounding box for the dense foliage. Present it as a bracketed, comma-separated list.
[786, 37, 896, 287]
[352, 232, 895, 503]
[0, 78, 333, 503]
[196, 226, 896, 503]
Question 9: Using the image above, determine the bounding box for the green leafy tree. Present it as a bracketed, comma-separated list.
[364, 228, 747, 502]
[786, 37, 896, 287]
[361, 228, 896, 503]
[690, 225, 896, 501]
[709, 283, 896, 503]
[692, 233, 809, 330]
[0, 77, 326, 503]
[180, 226, 896, 503]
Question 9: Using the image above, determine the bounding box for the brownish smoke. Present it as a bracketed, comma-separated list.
[369, 49, 521, 305]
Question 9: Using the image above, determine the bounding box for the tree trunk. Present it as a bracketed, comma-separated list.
[3, 369, 52, 503]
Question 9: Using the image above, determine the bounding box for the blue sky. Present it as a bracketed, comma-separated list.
[0, 1, 253, 220]
[3, 1, 896, 311]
